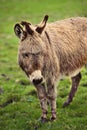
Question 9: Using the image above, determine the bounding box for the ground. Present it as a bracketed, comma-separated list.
[0, 0, 87, 130]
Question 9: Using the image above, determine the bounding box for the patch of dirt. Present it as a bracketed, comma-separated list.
[27, 90, 37, 96]
[0, 96, 20, 107]
[0, 99, 14, 107]
[1, 74, 10, 80]
[0, 88, 4, 94]
[15, 79, 30, 86]
[82, 83, 87, 87]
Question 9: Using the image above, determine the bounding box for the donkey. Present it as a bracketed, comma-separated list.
[14, 15, 87, 122]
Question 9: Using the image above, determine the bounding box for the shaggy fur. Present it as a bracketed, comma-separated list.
[14, 16, 87, 121]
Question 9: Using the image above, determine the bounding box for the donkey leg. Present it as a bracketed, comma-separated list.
[47, 83, 57, 121]
[63, 72, 82, 107]
[35, 85, 47, 122]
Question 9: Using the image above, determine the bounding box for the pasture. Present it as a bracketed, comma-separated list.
[0, 0, 87, 130]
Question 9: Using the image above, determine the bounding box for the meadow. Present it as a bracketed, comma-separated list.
[0, 0, 87, 130]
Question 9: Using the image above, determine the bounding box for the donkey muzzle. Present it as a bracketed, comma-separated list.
[30, 70, 43, 85]
[33, 77, 43, 85]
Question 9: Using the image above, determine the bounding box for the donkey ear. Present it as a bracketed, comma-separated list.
[21, 21, 34, 35]
[14, 24, 27, 39]
[36, 15, 49, 34]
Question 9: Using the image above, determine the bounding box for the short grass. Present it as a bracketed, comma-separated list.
[0, 0, 87, 130]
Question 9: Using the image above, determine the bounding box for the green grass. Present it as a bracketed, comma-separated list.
[0, 0, 87, 130]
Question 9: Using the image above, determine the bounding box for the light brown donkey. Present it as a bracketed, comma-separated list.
[14, 15, 87, 122]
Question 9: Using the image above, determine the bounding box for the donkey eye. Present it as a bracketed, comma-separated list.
[22, 53, 29, 58]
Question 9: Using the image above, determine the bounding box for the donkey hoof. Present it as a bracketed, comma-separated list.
[40, 117, 47, 123]
[63, 101, 70, 108]
[50, 116, 56, 121]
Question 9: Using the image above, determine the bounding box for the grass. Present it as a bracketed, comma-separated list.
[0, 0, 87, 129]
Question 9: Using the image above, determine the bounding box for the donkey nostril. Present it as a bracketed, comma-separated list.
[33, 78, 43, 85]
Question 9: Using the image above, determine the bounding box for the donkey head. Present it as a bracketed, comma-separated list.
[14, 15, 48, 85]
